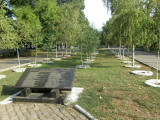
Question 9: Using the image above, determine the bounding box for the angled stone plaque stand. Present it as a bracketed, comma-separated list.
[13, 68, 75, 104]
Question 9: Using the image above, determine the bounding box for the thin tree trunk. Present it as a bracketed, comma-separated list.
[65, 43, 67, 55]
[122, 46, 124, 59]
[56, 43, 58, 58]
[81, 52, 83, 65]
[62, 43, 64, 57]
[127, 46, 129, 56]
[35, 47, 37, 65]
[157, 50, 159, 83]
[70, 46, 71, 55]
[47, 49, 49, 61]
[119, 40, 121, 57]
[80, 41, 83, 65]
[156, 38, 160, 83]
[132, 44, 135, 66]
[34, 34, 38, 65]
[17, 48, 21, 69]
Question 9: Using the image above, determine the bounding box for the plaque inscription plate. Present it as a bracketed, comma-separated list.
[15, 68, 75, 90]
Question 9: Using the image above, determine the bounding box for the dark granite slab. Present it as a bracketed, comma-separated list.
[15, 68, 75, 90]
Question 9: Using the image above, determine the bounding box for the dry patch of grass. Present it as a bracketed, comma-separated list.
[75, 49, 160, 120]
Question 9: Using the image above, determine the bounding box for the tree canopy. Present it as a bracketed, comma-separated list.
[0, 0, 100, 55]
[102, 0, 160, 51]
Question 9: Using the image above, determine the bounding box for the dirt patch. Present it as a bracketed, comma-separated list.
[112, 99, 159, 119]
[96, 87, 109, 96]
[113, 90, 123, 95]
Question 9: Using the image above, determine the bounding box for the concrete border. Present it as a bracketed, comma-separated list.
[145, 79, 160, 87]
[131, 70, 153, 76]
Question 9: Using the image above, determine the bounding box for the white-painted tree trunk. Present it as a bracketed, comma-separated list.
[122, 47, 124, 59]
[17, 48, 21, 69]
[81, 52, 83, 65]
[132, 44, 135, 66]
[119, 41, 121, 57]
[80, 42, 83, 65]
[62, 43, 64, 57]
[157, 50, 159, 84]
[65, 43, 67, 55]
[35, 47, 37, 65]
[56, 43, 58, 58]
[70, 46, 71, 55]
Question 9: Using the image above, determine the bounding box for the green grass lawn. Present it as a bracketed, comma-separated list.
[0, 49, 160, 119]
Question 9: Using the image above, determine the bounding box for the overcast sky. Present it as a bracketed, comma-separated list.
[84, 0, 111, 31]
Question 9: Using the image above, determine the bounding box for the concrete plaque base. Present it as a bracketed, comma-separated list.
[13, 68, 75, 104]
[13, 90, 70, 104]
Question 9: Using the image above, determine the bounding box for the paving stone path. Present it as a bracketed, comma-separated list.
[0, 103, 88, 120]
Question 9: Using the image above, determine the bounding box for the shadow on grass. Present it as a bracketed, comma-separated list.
[41, 57, 81, 68]
[1, 85, 19, 96]
[90, 62, 123, 69]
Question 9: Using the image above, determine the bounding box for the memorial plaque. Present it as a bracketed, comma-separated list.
[15, 68, 75, 90]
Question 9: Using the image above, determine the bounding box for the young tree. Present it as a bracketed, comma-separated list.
[102, 0, 147, 66]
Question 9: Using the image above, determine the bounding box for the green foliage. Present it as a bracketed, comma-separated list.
[0, 0, 100, 55]
[102, 0, 160, 51]
[0, 8, 19, 49]
[82, 27, 100, 54]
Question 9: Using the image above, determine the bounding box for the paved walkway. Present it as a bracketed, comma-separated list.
[125, 49, 159, 69]
[0, 103, 88, 120]
[110, 48, 160, 69]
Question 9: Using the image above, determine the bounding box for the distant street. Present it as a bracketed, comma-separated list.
[0, 57, 45, 71]
[0, 50, 72, 71]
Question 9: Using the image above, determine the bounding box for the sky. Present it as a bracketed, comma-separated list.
[84, 0, 112, 31]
